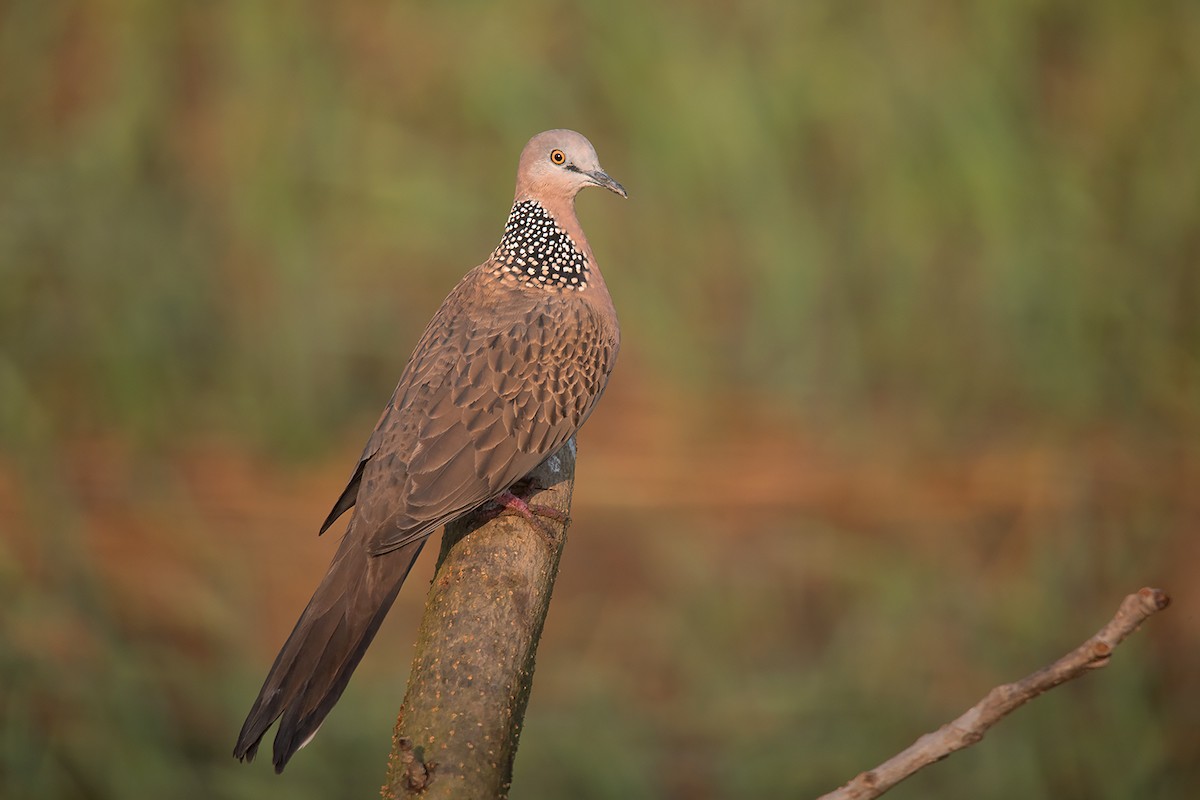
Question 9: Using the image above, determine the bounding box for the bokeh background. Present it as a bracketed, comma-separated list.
[2, 1, 1198, 798]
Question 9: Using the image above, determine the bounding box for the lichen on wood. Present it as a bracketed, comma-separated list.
[383, 438, 577, 799]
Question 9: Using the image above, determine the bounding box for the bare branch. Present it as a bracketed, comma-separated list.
[382, 439, 577, 800]
[818, 587, 1171, 800]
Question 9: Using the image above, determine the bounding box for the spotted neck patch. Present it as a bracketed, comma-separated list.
[489, 200, 590, 291]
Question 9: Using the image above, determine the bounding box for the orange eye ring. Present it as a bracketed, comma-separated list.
[550, 149, 566, 165]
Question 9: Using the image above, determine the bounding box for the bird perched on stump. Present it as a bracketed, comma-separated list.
[233, 130, 626, 772]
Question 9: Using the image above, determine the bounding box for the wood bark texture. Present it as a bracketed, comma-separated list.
[382, 438, 577, 800]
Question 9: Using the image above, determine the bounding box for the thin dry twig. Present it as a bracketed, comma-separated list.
[818, 587, 1171, 800]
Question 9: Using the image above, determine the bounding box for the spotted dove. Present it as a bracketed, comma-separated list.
[233, 130, 625, 772]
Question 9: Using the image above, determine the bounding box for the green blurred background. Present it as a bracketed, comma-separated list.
[2, 0, 1198, 797]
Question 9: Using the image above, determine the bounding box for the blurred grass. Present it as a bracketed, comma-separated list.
[2, 0, 1196, 451]
[1, 0, 1198, 798]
